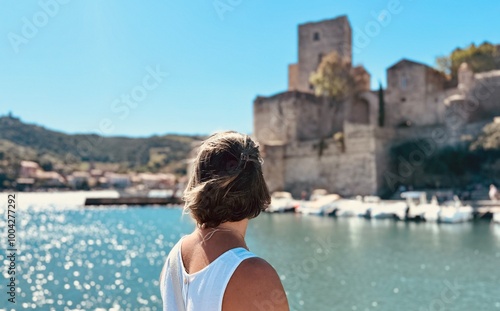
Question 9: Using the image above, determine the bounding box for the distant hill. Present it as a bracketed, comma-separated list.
[0, 115, 202, 179]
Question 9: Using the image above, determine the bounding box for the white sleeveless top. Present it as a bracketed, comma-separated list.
[160, 238, 257, 311]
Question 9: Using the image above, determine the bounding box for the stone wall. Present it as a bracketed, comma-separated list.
[262, 119, 493, 197]
[261, 122, 385, 197]
[344, 123, 375, 153]
[385, 63, 500, 131]
[284, 151, 377, 197]
[386, 61, 425, 127]
[261, 143, 286, 192]
[254, 91, 345, 145]
[254, 92, 299, 144]
[255, 91, 390, 196]
[296, 96, 345, 140]
[468, 71, 500, 120]
[288, 64, 299, 91]
[347, 92, 378, 126]
[385, 60, 447, 127]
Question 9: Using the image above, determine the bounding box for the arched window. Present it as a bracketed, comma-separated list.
[351, 98, 370, 124]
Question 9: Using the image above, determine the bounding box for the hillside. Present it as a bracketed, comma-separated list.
[0, 115, 202, 186]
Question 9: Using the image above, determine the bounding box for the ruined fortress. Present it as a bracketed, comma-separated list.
[254, 15, 500, 197]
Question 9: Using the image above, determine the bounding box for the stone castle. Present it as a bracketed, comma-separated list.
[253, 15, 500, 197]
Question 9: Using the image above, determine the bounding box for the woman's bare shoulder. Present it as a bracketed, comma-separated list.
[222, 257, 290, 311]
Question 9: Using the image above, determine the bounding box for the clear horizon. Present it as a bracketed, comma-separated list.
[1, 0, 499, 137]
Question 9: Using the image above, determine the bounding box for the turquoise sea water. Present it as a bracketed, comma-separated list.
[1, 193, 500, 311]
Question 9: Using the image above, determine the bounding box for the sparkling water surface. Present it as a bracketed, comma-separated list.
[1, 192, 500, 311]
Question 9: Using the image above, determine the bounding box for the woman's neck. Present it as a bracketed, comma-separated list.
[215, 219, 248, 239]
[196, 219, 249, 248]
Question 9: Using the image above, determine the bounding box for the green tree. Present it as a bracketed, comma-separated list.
[436, 42, 499, 84]
[470, 120, 500, 151]
[309, 51, 354, 99]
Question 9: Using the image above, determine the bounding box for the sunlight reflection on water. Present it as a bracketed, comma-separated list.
[0, 192, 499, 310]
[0, 192, 193, 310]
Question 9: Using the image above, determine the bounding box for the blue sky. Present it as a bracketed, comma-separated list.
[1, 0, 499, 137]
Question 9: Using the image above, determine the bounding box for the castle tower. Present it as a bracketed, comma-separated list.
[289, 15, 352, 93]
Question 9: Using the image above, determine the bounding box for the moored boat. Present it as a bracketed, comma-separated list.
[401, 191, 428, 221]
[266, 191, 297, 213]
[439, 206, 474, 223]
[418, 197, 441, 222]
[493, 212, 500, 224]
[327, 199, 365, 217]
[370, 201, 408, 220]
[439, 196, 473, 223]
[297, 194, 340, 216]
[360, 196, 381, 218]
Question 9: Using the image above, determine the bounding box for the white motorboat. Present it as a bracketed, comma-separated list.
[493, 213, 500, 224]
[419, 197, 441, 222]
[327, 199, 365, 217]
[359, 196, 381, 218]
[309, 189, 329, 201]
[401, 191, 428, 221]
[266, 191, 296, 213]
[439, 206, 473, 223]
[297, 194, 340, 216]
[489, 184, 500, 201]
[392, 203, 409, 220]
[439, 197, 473, 223]
[420, 205, 441, 222]
[370, 201, 408, 220]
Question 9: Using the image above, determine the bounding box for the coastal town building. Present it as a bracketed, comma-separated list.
[19, 160, 39, 179]
[17, 160, 65, 189]
[68, 171, 91, 189]
[35, 170, 65, 187]
[105, 172, 131, 189]
[11, 157, 183, 191]
[254, 15, 500, 197]
[132, 173, 176, 189]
